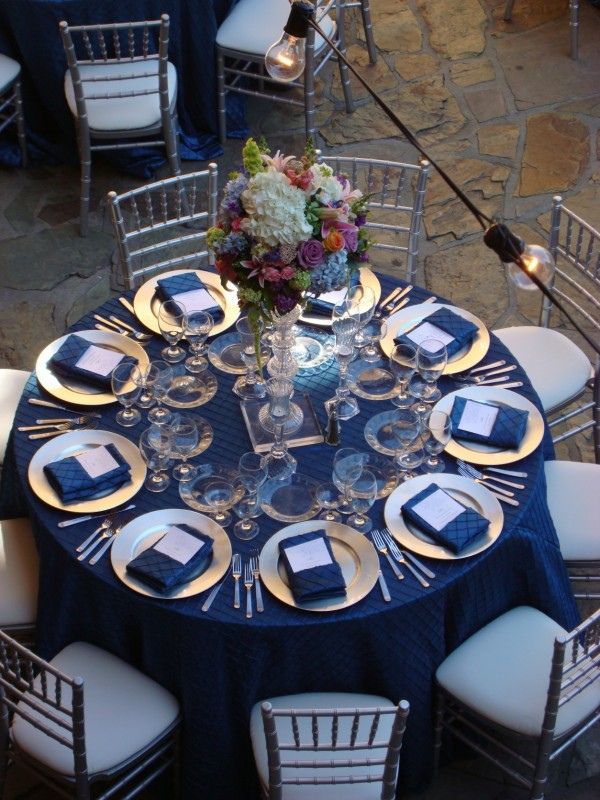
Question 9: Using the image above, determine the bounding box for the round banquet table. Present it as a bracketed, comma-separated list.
[0, 271, 579, 799]
[0, 0, 246, 172]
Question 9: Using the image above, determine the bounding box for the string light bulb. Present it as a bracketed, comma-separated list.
[265, 1, 313, 82]
[507, 243, 555, 291]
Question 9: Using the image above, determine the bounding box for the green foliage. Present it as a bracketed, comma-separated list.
[257, 137, 271, 155]
[206, 227, 226, 250]
[305, 200, 321, 234]
[303, 137, 318, 167]
[290, 270, 311, 291]
[242, 138, 264, 177]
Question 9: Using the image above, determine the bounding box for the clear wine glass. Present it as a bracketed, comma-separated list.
[232, 487, 262, 541]
[325, 313, 359, 421]
[184, 310, 214, 373]
[233, 316, 266, 400]
[332, 447, 367, 514]
[416, 338, 447, 403]
[389, 408, 422, 479]
[158, 299, 187, 363]
[203, 479, 236, 527]
[131, 363, 156, 409]
[147, 360, 174, 425]
[359, 318, 388, 363]
[316, 481, 343, 522]
[346, 285, 376, 348]
[169, 414, 200, 482]
[424, 410, 452, 473]
[237, 451, 267, 498]
[347, 469, 377, 533]
[139, 425, 172, 493]
[111, 361, 142, 427]
[390, 342, 417, 408]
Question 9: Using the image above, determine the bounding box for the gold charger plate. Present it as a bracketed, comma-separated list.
[35, 330, 149, 406]
[384, 473, 504, 560]
[111, 509, 231, 599]
[299, 267, 381, 327]
[380, 302, 490, 375]
[432, 386, 544, 465]
[259, 520, 379, 612]
[133, 269, 239, 336]
[28, 429, 146, 513]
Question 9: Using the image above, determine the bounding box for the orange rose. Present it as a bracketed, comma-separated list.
[323, 229, 345, 253]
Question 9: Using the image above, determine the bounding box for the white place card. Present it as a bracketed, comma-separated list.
[411, 488, 465, 532]
[75, 344, 125, 377]
[285, 537, 332, 572]
[313, 286, 348, 308]
[173, 288, 218, 314]
[458, 399, 499, 437]
[153, 526, 204, 565]
[406, 321, 454, 352]
[74, 445, 120, 479]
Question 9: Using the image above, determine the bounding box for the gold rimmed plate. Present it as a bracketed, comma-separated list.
[133, 269, 239, 336]
[111, 509, 231, 599]
[299, 267, 381, 327]
[28, 429, 145, 513]
[384, 473, 504, 560]
[380, 302, 490, 375]
[432, 386, 544, 465]
[259, 520, 379, 612]
[35, 330, 149, 406]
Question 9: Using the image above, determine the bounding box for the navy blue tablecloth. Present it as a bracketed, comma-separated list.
[0, 0, 247, 173]
[0, 272, 579, 799]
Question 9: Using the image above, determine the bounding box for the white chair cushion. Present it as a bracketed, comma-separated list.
[64, 60, 177, 132]
[217, 0, 335, 56]
[250, 692, 396, 800]
[494, 326, 591, 412]
[12, 641, 180, 776]
[0, 53, 20, 92]
[436, 606, 600, 738]
[545, 461, 600, 561]
[0, 369, 29, 464]
[0, 518, 38, 626]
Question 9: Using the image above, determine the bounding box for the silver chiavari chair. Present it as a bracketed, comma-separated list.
[250, 693, 410, 799]
[60, 15, 181, 237]
[0, 54, 27, 166]
[319, 154, 430, 283]
[107, 166, 218, 290]
[0, 631, 181, 800]
[217, 0, 372, 143]
[434, 605, 600, 800]
[504, 0, 580, 60]
[0, 518, 38, 647]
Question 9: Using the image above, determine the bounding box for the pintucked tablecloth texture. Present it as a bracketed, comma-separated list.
[0, 272, 578, 799]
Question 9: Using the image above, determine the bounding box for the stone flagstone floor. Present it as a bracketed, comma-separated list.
[1, 0, 599, 797]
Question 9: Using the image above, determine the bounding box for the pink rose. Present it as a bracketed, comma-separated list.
[297, 238, 325, 269]
[261, 266, 282, 283]
[280, 266, 295, 280]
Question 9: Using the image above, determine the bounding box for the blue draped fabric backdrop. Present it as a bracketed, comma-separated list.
[0, 0, 247, 175]
[0, 272, 579, 799]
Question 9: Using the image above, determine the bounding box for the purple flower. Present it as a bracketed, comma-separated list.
[355, 213, 367, 227]
[297, 239, 325, 269]
[358, 251, 370, 263]
[275, 293, 298, 314]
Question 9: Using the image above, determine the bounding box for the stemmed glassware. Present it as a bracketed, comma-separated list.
[233, 316, 266, 400]
[326, 308, 359, 421]
[147, 360, 174, 425]
[316, 481, 343, 522]
[424, 410, 452, 473]
[416, 338, 447, 403]
[346, 285, 376, 349]
[204, 479, 236, 527]
[390, 342, 417, 408]
[158, 300, 187, 363]
[169, 414, 200, 482]
[389, 408, 422, 479]
[111, 361, 141, 427]
[131, 363, 156, 409]
[332, 447, 366, 514]
[139, 425, 172, 493]
[259, 377, 300, 480]
[232, 451, 267, 540]
[184, 310, 214, 373]
[347, 469, 377, 533]
[358, 318, 388, 362]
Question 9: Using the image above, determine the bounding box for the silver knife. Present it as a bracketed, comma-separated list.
[487, 466, 528, 478]
[402, 550, 436, 580]
[28, 398, 102, 418]
[468, 360, 506, 374]
[378, 286, 402, 310]
[202, 566, 233, 612]
[480, 474, 524, 490]
[491, 381, 523, 390]
[489, 491, 519, 507]
[477, 364, 517, 378]
[58, 504, 136, 528]
[377, 570, 391, 602]
[119, 296, 137, 316]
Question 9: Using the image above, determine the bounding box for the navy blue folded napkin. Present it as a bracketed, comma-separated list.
[402, 482, 489, 554]
[43, 443, 131, 504]
[155, 272, 223, 322]
[309, 271, 360, 317]
[279, 530, 346, 603]
[126, 524, 213, 593]
[394, 307, 478, 358]
[450, 396, 528, 450]
[49, 334, 136, 391]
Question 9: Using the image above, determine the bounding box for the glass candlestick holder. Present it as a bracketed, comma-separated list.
[260, 377, 302, 481]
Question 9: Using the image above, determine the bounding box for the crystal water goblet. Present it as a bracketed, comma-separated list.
[390, 342, 417, 408]
[147, 360, 174, 425]
[111, 361, 142, 427]
[315, 481, 343, 522]
[332, 447, 367, 514]
[169, 414, 200, 482]
[390, 408, 422, 479]
[158, 299, 187, 363]
[325, 313, 359, 420]
[416, 338, 447, 403]
[347, 469, 377, 533]
[139, 425, 172, 492]
[346, 285, 376, 348]
[131, 363, 156, 409]
[424, 410, 452, 473]
[359, 318, 388, 362]
[238, 451, 267, 498]
[203, 479, 236, 527]
[232, 487, 262, 541]
[184, 310, 214, 373]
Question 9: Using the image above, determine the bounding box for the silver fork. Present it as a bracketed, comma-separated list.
[244, 563, 254, 619]
[77, 521, 114, 561]
[232, 553, 242, 609]
[456, 460, 525, 490]
[371, 530, 403, 580]
[381, 531, 431, 588]
[18, 416, 94, 431]
[89, 518, 129, 565]
[76, 518, 114, 552]
[250, 552, 264, 613]
[456, 464, 515, 497]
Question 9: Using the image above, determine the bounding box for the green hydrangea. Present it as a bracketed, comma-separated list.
[290, 270, 311, 291]
[242, 138, 264, 177]
[206, 227, 226, 250]
[238, 286, 264, 305]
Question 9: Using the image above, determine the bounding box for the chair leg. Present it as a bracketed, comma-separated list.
[77, 129, 91, 238]
[360, 0, 377, 64]
[13, 80, 27, 167]
[335, 9, 354, 115]
[503, 0, 516, 21]
[0, 697, 10, 799]
[217, 50, 227, 146]
[569, 0, 579, 60]
[433, 689, 444, 774]
[304, 65, 317, 144]
[165, 116, 182, 177]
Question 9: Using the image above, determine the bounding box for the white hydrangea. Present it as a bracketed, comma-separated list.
[307, 164, 343, 204]
[240, 171, 313, 248]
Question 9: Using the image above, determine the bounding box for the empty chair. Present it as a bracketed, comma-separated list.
[545, 460, 600, 600]
[0, 631, 181, 799]
[434, 606, 600, 800]
[60, 15, 181, 237]
[0, 368, 29, 466]
[0, 517, 38, 644]
[0, 54, 27, 166]
[107, 166, 218, 290]
[250, 691, 409, 799]
[494, 196, 599, 453]
[504, 0, 580, 60]
[217, 0, 376, 143]
[319, 154, 430, 282]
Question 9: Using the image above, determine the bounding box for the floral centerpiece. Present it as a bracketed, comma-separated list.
[206, 138, 371, 330]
